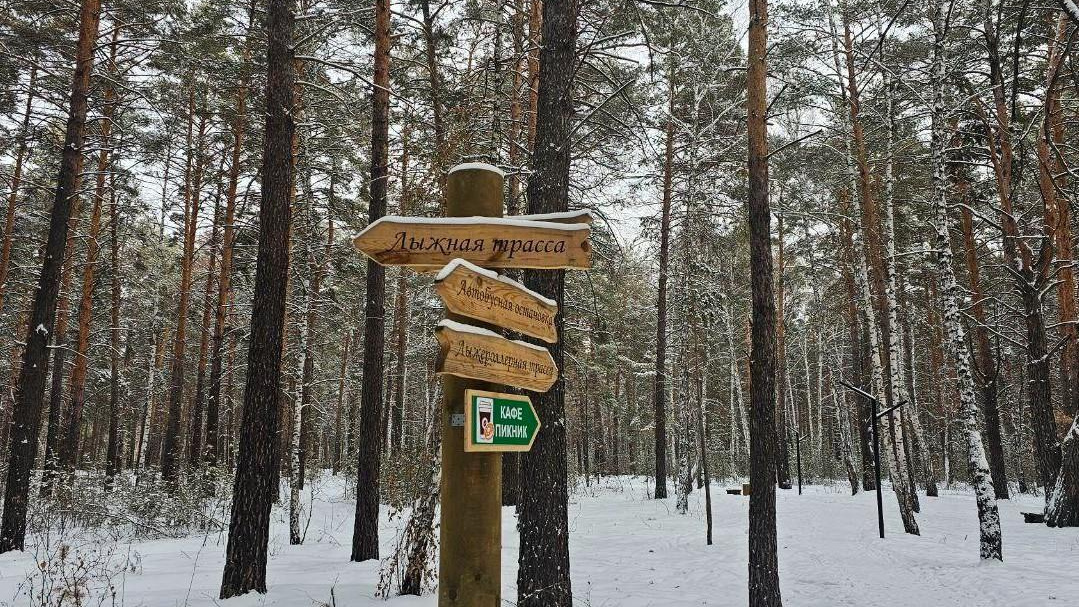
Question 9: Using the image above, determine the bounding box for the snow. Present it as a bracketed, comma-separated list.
[433, 258, 558, 307]
[436, 319, 551, 353]
[2, 476, 1077, 606]
[359, 215, 590, 235]
[446, 162, 504, 177]
[515, 209, 593, 224]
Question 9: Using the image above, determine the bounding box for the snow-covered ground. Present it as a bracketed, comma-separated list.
[2, 475, 1076, 606]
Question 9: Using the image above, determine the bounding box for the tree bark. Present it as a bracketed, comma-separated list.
[40, 189, 84, 495]
[190, 187, 221, 470]
[206, 0, 255, 475]
[980, 0, 1060, 498]
[60, 137, 107, 475]
[0, 0, 101, 554]
[0, 66, 37, 316]
[219, 0, 295, 595]
[161, 87, 208, 485]
[517, 0, 575, 604]
[1043, 12, 1079, 527]
[652, 66, 674, 500]
[106, 163, 123, 483]
[63, 29, 121, 475]
[352, 0, 391, 562]
[747, 0, 782, 601]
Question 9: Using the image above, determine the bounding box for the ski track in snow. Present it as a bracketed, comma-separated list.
[1, 476, 1076, 606]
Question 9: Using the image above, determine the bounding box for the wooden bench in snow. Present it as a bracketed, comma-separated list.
[1022, 511, 1045, 523]
[726, 488, 742, 495]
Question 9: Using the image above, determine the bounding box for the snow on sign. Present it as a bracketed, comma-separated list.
[351, 215, 591, 270]
[435, 319, 558, 393]
[435, 259, 558, 343]
[464, 389, 541, 452]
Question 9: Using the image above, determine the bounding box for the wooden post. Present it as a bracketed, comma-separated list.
[439, 163, 503, 607]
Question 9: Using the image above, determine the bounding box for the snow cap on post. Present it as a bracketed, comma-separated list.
[448, 162, 505, 177]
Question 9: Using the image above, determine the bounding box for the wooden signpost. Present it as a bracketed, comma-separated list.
[435, 319, 558, 393]
[464, 389, 541, 452]
[435, 259, 558, 343]
[352, 215, 591, 270]
[351, 162, 589, 607]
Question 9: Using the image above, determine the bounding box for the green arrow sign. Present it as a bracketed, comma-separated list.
[464, 389, 541, 452]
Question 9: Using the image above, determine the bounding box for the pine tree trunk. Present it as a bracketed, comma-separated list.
[840, 12, 919, 530]
[1040, 16, 1078, 421]
[517, 0, 575, 603]
[527, 0, 542, 148]
[190, 190, 222, 469]
[106, 166, 123, 484]
[1042, 13, 1079, 527]
[420, 0, 447, 206]
[206, 0, 254, 475]
[40, 192, 84, 495]
[0, 0, 101, 554]
[980, 0, 1060, 498]
[60, 142, 107, 476]
[828, 14, 873, 493]
[162, 89, 208, 485]
[333, 330, 350, 474]
[0, 296, 31, 484]
[0, 67, 37, 316]
[219, 0, 295, 594]
[652, 67, 674, 500]
[747, 0, 782, 601]
[295, 170, 322, 488]
[63, 30, 120, 475]
[352, 0, 391, 562]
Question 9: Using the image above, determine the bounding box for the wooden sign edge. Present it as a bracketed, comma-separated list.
[463, 389, 542, 453]
[433, 262, 559, 344]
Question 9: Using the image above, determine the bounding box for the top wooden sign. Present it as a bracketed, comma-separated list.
[352, 215, 592, 270]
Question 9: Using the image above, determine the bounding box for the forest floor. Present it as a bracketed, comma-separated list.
[1, 474, 1076, 606]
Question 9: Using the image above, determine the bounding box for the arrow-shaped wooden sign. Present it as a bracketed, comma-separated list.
[352, 216, 591, 270]
[435, 319, 558, 393]
[435, 259, 558, 343]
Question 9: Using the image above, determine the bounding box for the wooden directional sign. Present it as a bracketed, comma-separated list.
[352, 216, 591, 270]
[435, 259, 558, 343]
[464, 389, 541, 452]
[435, 319, 558, 393]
